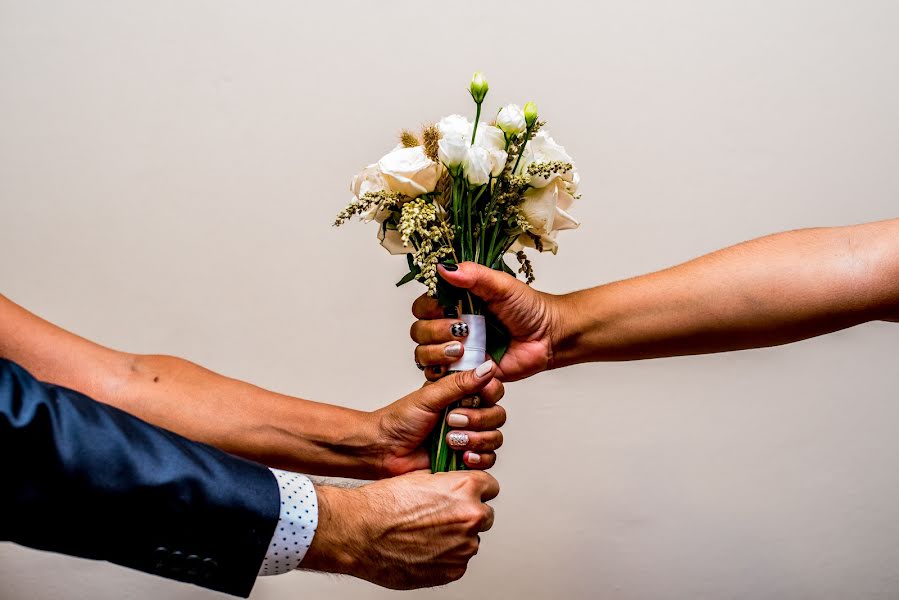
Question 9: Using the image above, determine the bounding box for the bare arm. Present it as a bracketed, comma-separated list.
[554, 218, 899, 364]
[0, 296, 506, 477]
[0, 295, 383, 475]
[410, 218, 899, 380]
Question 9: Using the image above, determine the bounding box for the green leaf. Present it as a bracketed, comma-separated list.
[498, 258, 517, 277]
[395, 267, 420, 287]
[486, 314, 510, 363]
[435, 273, 463, 310]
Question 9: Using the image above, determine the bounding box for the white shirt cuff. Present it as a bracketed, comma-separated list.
[258, 469, 318, 576]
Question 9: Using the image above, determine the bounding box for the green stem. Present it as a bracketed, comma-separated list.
[512, 125, 534, 174]
[471, 103, 482, 144]
[492, 235, 519, 268]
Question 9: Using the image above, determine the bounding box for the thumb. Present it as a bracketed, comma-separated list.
[416, 360, 497, 413]
[438, 262, 521, 304]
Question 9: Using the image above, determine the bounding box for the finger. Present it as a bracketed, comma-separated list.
[411, 294, 445, 319]
[437, 262, 522, 304]
[479, 505, 496, 532]
[415, 341, 464, 367]
[447, 404, 506, 431]
[455, 379, 503, 408]
[463, 451, 496, 470]
[447, 430, 504, 453]
[479, 378, 505, 406]
[415, 361, 497, 413]
[410, 318, 470, 345]
[467, 470, 500, 502]
[424, 365, 448, 382]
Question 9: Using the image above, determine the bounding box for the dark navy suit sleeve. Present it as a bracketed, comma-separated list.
[0, 359, 281, 597]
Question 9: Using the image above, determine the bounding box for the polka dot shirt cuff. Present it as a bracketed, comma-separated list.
[258, 469, 318, 576]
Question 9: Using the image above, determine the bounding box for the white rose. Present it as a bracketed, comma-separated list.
[437, 114, 473, 168]
[515, 179, 580, 254]
[350, 163, 392, 223]
[463, 146, 492, 186]
[351, 162, 387, 198]
[496, 104, 526, 135]
[473, 123, 508, 177]
[437, 114, 473, 140]
[438, 135, 469, 167]
[513, 231, 559, 254]
[378, 226, 407, 255]
[517, 130, 576, 188]
[378, 146, 441, 197]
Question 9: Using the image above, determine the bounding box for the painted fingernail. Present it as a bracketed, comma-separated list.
[466, 452, 482, 464]
[459, 396, 480, 408]
[475, 360, 495, 378]
[445, 343, 463, 357]
[448, 432, 469, 447]
[451, 322, 469, 337]
[439, 262, 459, 272]
[430, 365, 443, 375]
[447, 413, 469, 427]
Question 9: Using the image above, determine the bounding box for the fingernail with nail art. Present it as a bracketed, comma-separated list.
[451, 322, 469, 337]
[445, 343, 463, 357]
[448, 432, 469, 447]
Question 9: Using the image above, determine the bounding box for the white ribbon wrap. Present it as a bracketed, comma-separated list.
[448, 314, 487, 372]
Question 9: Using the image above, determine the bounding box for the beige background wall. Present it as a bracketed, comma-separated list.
[2, 1, 898, 598]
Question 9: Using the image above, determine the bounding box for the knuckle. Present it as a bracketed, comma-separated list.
[467, 538, 480, 556]
[449, 566, 467, 582]
[461, 505, 484, 527]
[411, 296, 426, 317]
[450, 371, 471, 395]
[479, 506, 493, 527]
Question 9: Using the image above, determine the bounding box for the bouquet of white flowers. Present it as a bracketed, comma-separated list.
[335, 72, 581, 472]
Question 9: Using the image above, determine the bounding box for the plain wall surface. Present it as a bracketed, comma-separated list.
[2, 1, 898, 599]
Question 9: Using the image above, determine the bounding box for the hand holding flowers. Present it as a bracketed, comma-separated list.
[335, 72, 584, 471]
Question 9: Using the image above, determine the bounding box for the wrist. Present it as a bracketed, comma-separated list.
[297, 485, 361, 575]
[270, 402, 383, 479]
[548, 288, 603, 369]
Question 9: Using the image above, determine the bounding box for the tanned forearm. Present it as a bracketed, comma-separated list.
[552, 218, 899, 365]
[0, 295, 382, 477]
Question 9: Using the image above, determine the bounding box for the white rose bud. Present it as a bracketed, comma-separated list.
[524, 101, 538, 128]
[496, 104, 526, 135]
[469, 72, 488, 104]
[462, 146, 491, 186]
[378, 146, 441, 197]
